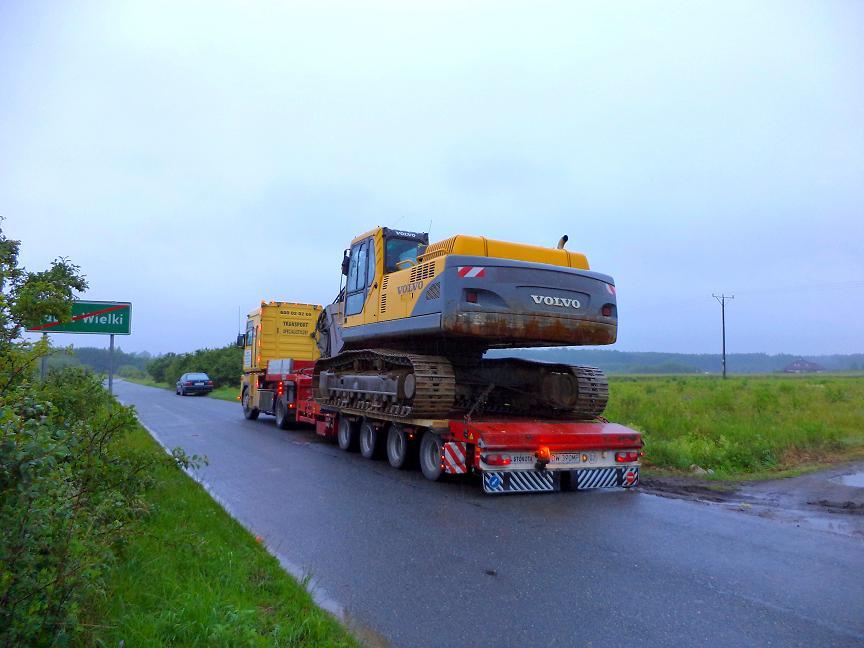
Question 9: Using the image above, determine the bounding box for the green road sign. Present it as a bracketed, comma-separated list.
[27, 300, 132, 335]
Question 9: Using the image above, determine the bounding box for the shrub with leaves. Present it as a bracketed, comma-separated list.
[0, 371, 156, 645]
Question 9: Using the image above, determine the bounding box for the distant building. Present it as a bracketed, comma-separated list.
[782, 359, 825, 374]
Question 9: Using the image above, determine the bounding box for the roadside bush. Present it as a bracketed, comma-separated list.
[0, 370, 156, 645]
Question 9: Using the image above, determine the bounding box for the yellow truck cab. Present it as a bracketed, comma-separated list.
[239, 301, 321, 425]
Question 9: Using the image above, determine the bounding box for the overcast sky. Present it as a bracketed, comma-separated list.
[2, 1, 862, 356]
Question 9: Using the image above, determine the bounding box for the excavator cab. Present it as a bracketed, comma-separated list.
[341, 227, 429, 326]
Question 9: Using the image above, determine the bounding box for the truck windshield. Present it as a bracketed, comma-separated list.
[385, 238, 426, 273]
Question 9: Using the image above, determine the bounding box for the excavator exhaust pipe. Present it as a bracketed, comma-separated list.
[557, 234, 569, 250]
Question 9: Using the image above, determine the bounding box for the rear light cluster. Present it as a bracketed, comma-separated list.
[466, 290, 478, 303]
[615, 451, 640, 463]
[601, 304, 615, 317]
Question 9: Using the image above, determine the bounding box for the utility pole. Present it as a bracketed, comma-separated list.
[712, 294, 734, 379]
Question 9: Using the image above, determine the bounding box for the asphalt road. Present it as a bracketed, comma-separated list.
[116, 380, 864, 647]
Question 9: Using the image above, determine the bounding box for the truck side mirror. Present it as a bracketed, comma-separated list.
[341, 250, 350, 276]
[236, 333, 246, 348]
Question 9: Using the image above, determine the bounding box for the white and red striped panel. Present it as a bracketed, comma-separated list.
[457, 266, 486, 278]
[442, 441, 468, 474]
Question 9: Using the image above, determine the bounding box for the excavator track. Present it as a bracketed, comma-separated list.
[314, 350, 456, 419]
[315, 350, 608, 422]
[451, 359, 609, 421]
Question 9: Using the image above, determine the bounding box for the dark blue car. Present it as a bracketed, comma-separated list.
[176, 372, 213, 396]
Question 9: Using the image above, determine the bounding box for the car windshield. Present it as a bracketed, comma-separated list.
[187, 373, 209, 380]
[385, 238, 426, 273]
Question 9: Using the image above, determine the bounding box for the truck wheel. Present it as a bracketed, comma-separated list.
[386, 423, 411, 469]
[359, 420, 382, 459]
[337, 417, 359, 451]
[419, 431, 444, 481]
[242, 388, 259, 420]
[275, 400, 292, 430]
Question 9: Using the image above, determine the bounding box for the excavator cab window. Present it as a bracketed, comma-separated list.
[345, 238, 372, 316]
[385, 238, 426, 273]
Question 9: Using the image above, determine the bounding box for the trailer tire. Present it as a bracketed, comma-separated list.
[242, 388, 259, 420]
[359, 420, 381, 459]
[337, 417, 359, 451]
[386, 424, 411, 469]
[419, 431, 444, 481]
[275, 400, 292, 430]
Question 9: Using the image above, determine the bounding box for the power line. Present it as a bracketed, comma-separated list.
[713, 293, 734, 378]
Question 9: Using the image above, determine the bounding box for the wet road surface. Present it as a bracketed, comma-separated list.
[116, 380, 864, 647]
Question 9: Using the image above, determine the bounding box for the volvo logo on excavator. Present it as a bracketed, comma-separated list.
[530, 294, 581, 309]
[398, 281, 424, 295]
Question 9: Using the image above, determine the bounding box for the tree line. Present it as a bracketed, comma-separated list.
[489, 348, 864, 374]
[147, 344, 242, 388]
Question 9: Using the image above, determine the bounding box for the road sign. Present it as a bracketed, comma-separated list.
[26, 300, 132, 335]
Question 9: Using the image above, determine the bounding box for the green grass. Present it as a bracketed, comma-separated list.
[123, 376, 239, 403]
[606, 374, 864, 479]
[210, 385, 240, 402]
[82, 426, 354, 646]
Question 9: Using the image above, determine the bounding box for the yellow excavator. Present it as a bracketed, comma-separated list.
[314, 227, 618, 421]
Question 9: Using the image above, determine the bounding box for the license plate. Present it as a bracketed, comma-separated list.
[554, 452, 598, 465]
[195, 382, 204, 386]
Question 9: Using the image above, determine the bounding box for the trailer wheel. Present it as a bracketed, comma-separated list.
[275, 400, 292, 430]
[242, 388, 259, 420]
[359, 420, 382, 459]
[386, 423, 411, 469]
[419, 431, 444, 481]
[337, 417, 359, 451]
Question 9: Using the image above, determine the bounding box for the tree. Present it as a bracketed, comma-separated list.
[0, 219, 87, 392]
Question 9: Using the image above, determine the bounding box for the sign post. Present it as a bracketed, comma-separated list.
[26, 301, 132, 395]
[108, 334, 115, 395]
[40, 333, 47, 379]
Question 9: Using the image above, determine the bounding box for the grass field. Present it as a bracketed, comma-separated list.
[606, 374, 864, 479]
[83, 425, 354, 646]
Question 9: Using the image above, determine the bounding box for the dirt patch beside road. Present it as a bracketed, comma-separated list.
[642, 462, 864, 539]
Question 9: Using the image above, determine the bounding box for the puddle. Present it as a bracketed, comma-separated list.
[833, 471, 864, 488]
